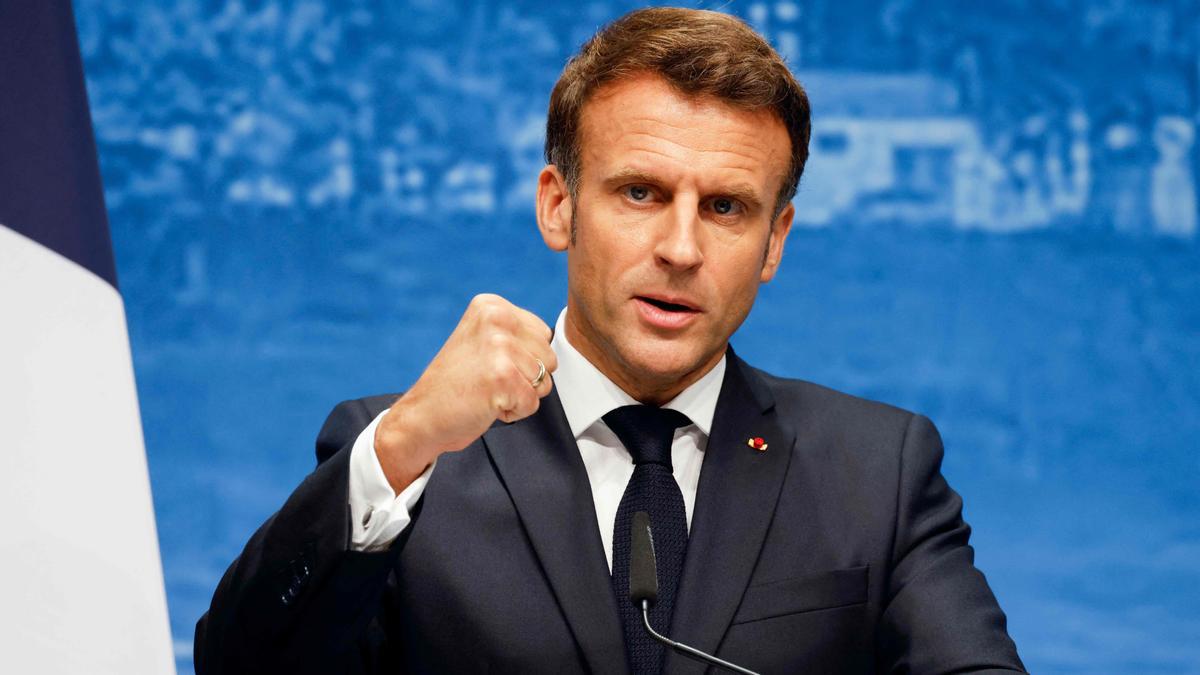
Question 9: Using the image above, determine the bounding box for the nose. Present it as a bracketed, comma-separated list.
[653, 198, 703, 270]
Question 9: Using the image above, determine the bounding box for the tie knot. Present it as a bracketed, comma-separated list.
[602, 405, 692, 468]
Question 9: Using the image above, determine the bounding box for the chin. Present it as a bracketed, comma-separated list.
[619, 340, 710, 383]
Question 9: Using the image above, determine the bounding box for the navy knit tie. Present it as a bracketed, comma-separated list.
[604, 405, 692, 675]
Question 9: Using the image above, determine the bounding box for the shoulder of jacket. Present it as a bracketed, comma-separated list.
[314, 393, 402, 464]
[748, 366, 917, 433]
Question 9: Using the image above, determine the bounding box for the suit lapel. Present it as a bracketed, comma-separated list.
[667, 350, 795, 669]
[482, 387, 629, 675]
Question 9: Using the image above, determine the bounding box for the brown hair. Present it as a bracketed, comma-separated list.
[545, 7, 811, 218]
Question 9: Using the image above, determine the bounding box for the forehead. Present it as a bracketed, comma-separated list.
[576, 74, 791, 192]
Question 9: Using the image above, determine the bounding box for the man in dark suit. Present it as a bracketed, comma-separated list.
[196, 8, 1023, 673]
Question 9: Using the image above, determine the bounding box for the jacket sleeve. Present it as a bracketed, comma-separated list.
[194, 397, 409, 675]
[876, 413, 1026, 674]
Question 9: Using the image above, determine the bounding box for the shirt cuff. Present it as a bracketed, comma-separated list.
[348, 409, 435, 552]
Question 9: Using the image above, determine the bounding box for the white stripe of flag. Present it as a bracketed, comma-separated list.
[0, 225, 175, 673]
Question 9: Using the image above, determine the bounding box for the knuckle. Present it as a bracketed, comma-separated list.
[471, 292, 499, 307]
[489, 308, 515, 329]
[478, 304, 498, 324]
[487, 331, 510, 350]
[491, 393, 511, 413]
[471, 294, 505, 322]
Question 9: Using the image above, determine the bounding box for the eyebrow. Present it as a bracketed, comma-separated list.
[602, 168, 766, 212]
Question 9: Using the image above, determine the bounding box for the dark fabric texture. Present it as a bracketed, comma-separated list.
[195, 350, 1025, 674]
[604, 406, 692, 674]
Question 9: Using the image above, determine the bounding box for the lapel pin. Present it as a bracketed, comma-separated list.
[747, 437, 768, 452]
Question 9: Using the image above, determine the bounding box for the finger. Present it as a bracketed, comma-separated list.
[479, 315, 550, 370]
[503, 337, 556, 383]
[490, 351, 541, 413]
[492, 390, 516, 420]
[522, 337, 558, 375]
[470, 294, 523, 335]
[494, 388, 539, 422]
[487, 352, 519, 412]
[516, 351, 551, 393]
[498, 397, 540, 423]
[530, 358, 554, 398]
[508, 339, 555, 397]
[513, 379, 541, 418]
[499, 362, 541, 421]
[511, 306, 554, 345]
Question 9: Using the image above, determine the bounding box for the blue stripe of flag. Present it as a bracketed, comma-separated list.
[0, 0, 118, 289]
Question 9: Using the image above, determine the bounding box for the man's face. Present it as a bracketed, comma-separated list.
[537, 74, 794, 403]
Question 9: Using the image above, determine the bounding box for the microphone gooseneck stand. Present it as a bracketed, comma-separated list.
[628, 511, 762, 675]
[637, 599, 760, 675]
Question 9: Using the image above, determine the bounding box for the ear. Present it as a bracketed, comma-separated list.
[536, 165, 572, 252]
[760, 201, 794, 283]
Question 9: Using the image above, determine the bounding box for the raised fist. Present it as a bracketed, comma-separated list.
[373, 294, 557, 492]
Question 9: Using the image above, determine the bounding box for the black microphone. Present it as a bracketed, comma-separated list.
[629, 512, 761, 675]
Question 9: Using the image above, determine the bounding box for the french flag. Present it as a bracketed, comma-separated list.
[0, 2, 175, 672]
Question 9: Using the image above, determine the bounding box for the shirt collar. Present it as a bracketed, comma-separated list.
[551, 308, 726, 439]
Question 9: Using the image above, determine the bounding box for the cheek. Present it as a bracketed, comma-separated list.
[575, 221, 647, 277]
[569, 226, 633, 309]
[708, 253, 766, 310]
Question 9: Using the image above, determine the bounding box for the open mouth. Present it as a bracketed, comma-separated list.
[637, 296, 698, 313]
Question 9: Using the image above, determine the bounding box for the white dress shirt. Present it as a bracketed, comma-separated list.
[348, 308, 727, 571]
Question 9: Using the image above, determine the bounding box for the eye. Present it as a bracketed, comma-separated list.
[711, 197, 743, 216]
[624, 185, 652, 202]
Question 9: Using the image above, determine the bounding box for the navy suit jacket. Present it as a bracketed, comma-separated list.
[195, 350, 1024, 673]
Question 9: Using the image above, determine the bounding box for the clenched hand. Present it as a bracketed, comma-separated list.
[373, 294, 557, 492]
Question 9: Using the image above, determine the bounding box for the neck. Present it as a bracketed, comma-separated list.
[563, 307, 724, 407]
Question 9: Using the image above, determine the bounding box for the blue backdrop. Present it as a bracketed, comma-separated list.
[75, 1, 1199, 673]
